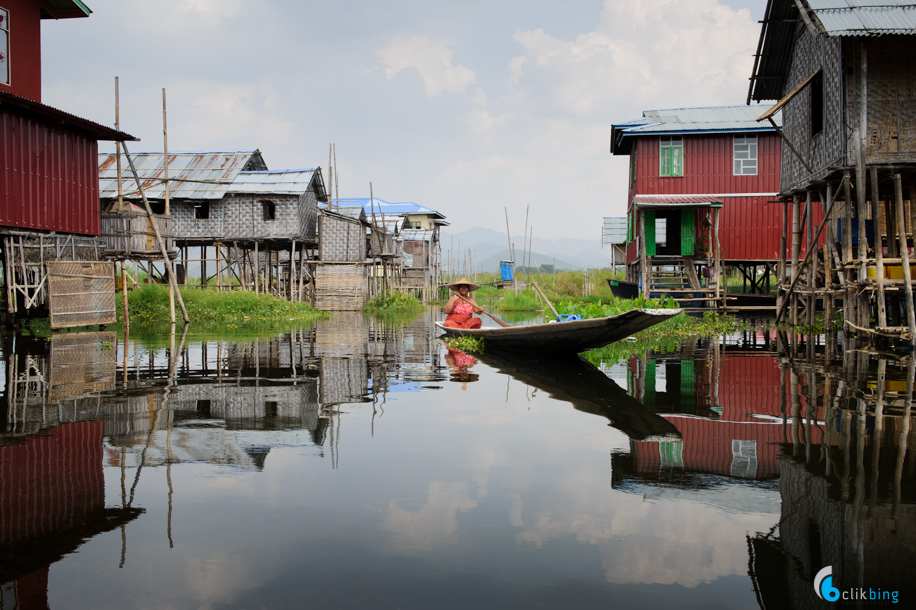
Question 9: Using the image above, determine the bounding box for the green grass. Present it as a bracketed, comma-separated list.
[363, 291, 425, 314]
[117, 284, 329, 324]
[494, 290, 543, 312]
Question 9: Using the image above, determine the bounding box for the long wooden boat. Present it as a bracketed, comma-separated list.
[474, 350, 681, 442]
[435, 308, 681, 353]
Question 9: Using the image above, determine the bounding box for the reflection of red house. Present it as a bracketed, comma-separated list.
[628, 351, 824, 479]
[0, 422, 141, 607]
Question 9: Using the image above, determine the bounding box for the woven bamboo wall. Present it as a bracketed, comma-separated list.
[780, 26, 845, 192]
[318, 214, 365, 261]
[99, 212, 173, 255]
[169, 193, 310, 241]
[864, 36, 916, 162]
[314, 264, 367, 310]
[46, 262, 116, 329]
[48, 332, 117, 403]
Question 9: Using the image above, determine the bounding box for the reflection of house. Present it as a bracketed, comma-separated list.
[749, 419, 916, 609]
[610, 106, 795, 306]
[0, 422, 142, 599]
[625, 351, 823, 480]
[1, 2, 133, 327]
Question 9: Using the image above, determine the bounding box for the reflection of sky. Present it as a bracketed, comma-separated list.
[43, 348, 777, 609]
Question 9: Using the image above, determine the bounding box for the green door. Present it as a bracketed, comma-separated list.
[680, 209, 695, 256]
[644, 210, 656, 256]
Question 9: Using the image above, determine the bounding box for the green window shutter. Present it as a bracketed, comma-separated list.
[644, 210, 656, 256]
[644, 360, 656, 406]
[680, 209, 695, 256]
[671, 146, 683, 176]
[659, 441, 684, 467]
[680, 360, 695, 410]
[627, 211, 633, 243]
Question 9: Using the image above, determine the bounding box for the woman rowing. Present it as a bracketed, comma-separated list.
[442, 277, 484, 329]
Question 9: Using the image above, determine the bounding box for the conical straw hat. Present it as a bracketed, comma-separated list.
[448, 277, 479, 291]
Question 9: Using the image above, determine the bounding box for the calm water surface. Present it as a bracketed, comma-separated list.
[1, 310, 913, 609]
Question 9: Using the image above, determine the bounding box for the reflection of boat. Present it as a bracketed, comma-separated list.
[474, 350, 681, 442]
[436, 308, 681, 353]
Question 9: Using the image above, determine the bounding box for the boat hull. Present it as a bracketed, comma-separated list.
[435, 308, 681, 353]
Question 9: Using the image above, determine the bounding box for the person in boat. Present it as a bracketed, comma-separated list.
[443, 277, 483, 329]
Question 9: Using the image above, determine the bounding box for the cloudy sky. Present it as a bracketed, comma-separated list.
[42, 0, 766, 240]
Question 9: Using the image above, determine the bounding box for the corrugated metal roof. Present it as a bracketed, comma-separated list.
[227, 169, 318, 195]
[634, 194, 724, 208]
[332, 197, 447, 220]
[398, 229, 434, 242]
[807, 0, 916, 36]
[98, 150, 267, 200]
[1, 91, 136, 141]
[615, 105, 781, 136]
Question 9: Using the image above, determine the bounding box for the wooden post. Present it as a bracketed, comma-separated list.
[894, 174, 916, 343]
[871, 167, 887, 327]
[791, 195, 801, 326]
[121, 263, 130, 330]
[806, 190, 814, 326]
[639, 210, 648, 298]
[121, 143, 189, 323]
[779, 199, 788, 312]
[714, 207, 721, 307]
[298, 247, 305, 302]
[115, 77, 124, 212]
[254, 242, 259, 295]
[162, 88, 174, 323]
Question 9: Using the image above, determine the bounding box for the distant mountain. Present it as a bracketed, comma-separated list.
[441, 227, 613, 270]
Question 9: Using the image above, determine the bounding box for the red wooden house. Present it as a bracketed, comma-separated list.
[0, 1, 134, 326]
[611, 105, 808, 306]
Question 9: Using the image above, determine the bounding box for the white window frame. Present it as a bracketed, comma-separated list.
[0, 7, 10, 87]
[733, 134, 758, 176]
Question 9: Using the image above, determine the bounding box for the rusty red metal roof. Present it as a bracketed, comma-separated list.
[0, 91, 135, 141]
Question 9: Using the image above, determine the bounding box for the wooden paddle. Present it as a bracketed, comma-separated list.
[453, 292, 512, 328]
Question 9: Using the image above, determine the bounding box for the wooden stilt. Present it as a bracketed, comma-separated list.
[894, 174, 916, 344]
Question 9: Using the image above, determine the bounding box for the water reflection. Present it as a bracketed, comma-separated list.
[0, 315, 913, 608]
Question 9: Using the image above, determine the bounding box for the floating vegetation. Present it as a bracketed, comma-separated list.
[117, 284, 330, 324]
[442, 335, 485, 353]
[363, 291, 425, 314]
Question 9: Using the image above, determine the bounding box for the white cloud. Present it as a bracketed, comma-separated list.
[376, 35, 477, 97]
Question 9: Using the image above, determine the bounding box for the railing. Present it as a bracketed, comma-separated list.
[100, 212, 173, 255]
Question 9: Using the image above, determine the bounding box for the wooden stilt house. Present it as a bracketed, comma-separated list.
[97, 151, 328, 300]
[611, 105, 790, 309]
[748, 0, 916, 338]
[315, 207, 368, 310]
[1, 1, 135, 329]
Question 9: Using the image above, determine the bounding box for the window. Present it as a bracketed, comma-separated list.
[811, 71, 824, 136]
[0, 7, 9, 86]
[261, 200, 276, 221]
[194, 201, 210, 219]
[659, 136, 683, 177]
[733, 135, 758, 175]
[412, 221, 422, 229]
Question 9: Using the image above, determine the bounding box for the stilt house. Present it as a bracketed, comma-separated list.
[610, 106, 794, 308]
[1, 2, 134, 328]
[315, 207, 368, 310]
[748, 0, 916, 338]
[98, 150, 328, 299]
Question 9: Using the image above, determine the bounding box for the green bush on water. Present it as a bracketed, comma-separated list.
[363, 291, 425, 313]
[117, 284, 330, 324]
[550, 295, 679, 320]
[442, 335, 484, 353]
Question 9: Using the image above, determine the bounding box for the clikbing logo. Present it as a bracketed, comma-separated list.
[814, 566, 899, 604]
[815, 566, 840, 602]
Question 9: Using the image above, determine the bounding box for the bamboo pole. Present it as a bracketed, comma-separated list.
[162, 88, 175, 323]
[115, 77, 124, 212]
[872, 167, 887, 327]
[121, 143, 189, 323]
[806, 190, 814, 326]
[121, 263, 130, 330]
[791, 195, 801, 326]
[776, 188, 841, 324]
[894, 174, 916, 343]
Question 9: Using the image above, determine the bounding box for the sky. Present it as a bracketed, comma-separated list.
[42, 0, 767, 240]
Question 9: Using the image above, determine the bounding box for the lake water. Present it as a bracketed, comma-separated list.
[1, 310, 913, 609]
